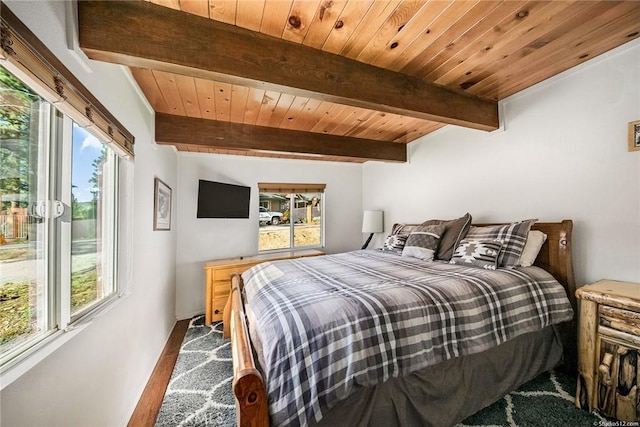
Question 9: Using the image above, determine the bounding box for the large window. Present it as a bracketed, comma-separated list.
[0, 66, 119, 367]
[258, 183, 324, 252]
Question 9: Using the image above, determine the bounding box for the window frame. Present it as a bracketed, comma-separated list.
[258, 183, 325, 253]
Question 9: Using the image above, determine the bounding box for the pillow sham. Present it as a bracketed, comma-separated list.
[519, 230, 548, 267]
[465, 219, 537, 268]
[401, 224, 445, 261]
[450, 239, 503, 270]
[381, 233, 408, 254]
[421, 212, 472, 261]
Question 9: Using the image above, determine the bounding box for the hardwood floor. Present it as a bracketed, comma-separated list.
[128, 319, 190, 427]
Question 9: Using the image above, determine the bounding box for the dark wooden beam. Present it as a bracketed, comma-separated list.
[155, 113, 407, 162]
[77, 1, 498, 132]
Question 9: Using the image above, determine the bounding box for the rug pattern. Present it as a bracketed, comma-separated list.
[155, 316, 605, 427]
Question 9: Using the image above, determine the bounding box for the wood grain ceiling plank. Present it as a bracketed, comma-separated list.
[309, 103, 349, 134]
[260, 0, 294, 38]
[355, 0, 425, 64]
[475, 5, 640, 100]
[463, 1, 638, 98]
[342, 109, 377, 137]
[78, 1, 498, 131]
[130, 67, 172, 113]
[434, 1, 583, 90]
[388, 1, 480, 73]
[278, 96, 311, 129]
[282, 0, 323, 44]
[243, 87, 267, 125]
[152, 70, 187, 115]
[281, 98, 324, 131]
[156, 112, 407, 162]
[267, 93, 296, 127]
[321, 105, 370, 136]
[229, 85, 250, 123]
[236, 0, 266, 31]
[421, 0, 531, 82]
[209, 0, 237, 25]
[194, 78, 217, 120]
[255, 90, 282, 126]
[349, 111, 392, 139]
[321, 0, 375, 54]
[370, 0, 452, 69]
[173, 74, 202, 117]
[301, 0, 349, 49]
[339, 0, 403, 59]
[406, 0, 508, 78]
[213, 81, 232, 121]
[178, 0, 210, 18]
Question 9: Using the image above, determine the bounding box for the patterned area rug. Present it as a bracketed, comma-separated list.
[155, 316, 604, 427]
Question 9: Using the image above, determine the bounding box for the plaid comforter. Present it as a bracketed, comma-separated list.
[242, 250, 574, 427]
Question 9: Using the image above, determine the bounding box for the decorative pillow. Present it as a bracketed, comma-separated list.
[402, 224, 446, 261]
[381, 233, 408, 254]
[465, 219, 537, 268]
[421, 213, 472, 261]
[450, 239, 503, 270]
[519, 230, 548, 267]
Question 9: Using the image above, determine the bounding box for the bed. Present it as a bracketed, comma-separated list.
[225, 220, 577, 427]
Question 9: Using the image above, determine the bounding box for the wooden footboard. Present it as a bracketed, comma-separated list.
[229, 273, 269, 427]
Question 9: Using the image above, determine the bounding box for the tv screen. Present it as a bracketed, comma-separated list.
[196, 180, 251, 219]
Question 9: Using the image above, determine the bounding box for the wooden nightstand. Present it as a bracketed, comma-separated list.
[203, 249, 323, 325]
[575, 279, 640, 422]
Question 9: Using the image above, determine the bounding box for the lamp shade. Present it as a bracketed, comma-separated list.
[362, 210, 384, 233]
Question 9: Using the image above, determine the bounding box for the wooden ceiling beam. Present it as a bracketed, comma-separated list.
[155, 113, 407, 162]
[77, 0, 499, 132]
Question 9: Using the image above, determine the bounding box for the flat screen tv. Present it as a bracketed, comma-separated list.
[196, 179, 251, 219]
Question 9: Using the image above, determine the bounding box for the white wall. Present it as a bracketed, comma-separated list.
[175, 153, 363, 319]
[1, 2, 178, 426]
[364, 39, 640, 287]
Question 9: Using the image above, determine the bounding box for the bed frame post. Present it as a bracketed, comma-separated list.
[230, 273, 269, 427]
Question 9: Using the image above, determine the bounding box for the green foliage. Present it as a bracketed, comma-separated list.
[0, 66, 41, 211]
[0, 281, 32, 345]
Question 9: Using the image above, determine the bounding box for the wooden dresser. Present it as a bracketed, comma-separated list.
[575, 279, 640, 422]
[203, 249, 324, 325]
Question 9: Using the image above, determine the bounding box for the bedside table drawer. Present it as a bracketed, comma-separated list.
[600, 306, 640, 336]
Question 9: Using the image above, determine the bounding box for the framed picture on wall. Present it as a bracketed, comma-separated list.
[154, 177, 172, 231]
[629, 120, 640, 152]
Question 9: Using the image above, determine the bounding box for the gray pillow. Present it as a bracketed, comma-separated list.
[402, 224, 446, 261]
[422, 213, 472, 261]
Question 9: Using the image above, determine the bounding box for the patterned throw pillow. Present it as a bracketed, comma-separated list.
[465, 219, 537, 268]
[402, 224, 446, 261]
[381, 233, 408, 254]
[450, 239, 503, 270]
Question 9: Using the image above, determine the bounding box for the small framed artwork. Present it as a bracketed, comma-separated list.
[154, 177, 172, 231]
[629, 120, 640, 152]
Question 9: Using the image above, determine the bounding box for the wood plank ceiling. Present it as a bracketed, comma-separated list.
[78, 1, 640, 163]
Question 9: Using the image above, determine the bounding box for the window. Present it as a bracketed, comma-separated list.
[0, 6, 133, 371]
[0, 66, 119, 367]
[258, 183, 324, 251]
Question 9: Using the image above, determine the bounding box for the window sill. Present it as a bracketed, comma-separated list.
[0, 293, 128, 390]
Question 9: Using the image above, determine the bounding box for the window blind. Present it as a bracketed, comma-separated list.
[258, 183, 326, 193]
[0, 4, 135, 159]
